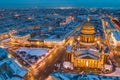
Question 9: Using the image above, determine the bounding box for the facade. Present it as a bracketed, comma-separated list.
[44, 39, 65, 47]
[66, 18, 109, 72]
[11, 34, 31, 43]
[66, 49, 109, 71]
[71, 51, 108, 70]
[0, 30, 16, 40]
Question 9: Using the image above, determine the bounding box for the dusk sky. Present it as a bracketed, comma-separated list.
[0, 0, 120, 8]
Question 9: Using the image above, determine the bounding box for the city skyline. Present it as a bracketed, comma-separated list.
[0, 8, 120, 80]
[0, 0, 120, 80]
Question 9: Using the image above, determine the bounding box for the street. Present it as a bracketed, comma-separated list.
[27, 46, 66, 80]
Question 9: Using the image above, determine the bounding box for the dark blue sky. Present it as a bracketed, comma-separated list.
[0, 0, 120, 8]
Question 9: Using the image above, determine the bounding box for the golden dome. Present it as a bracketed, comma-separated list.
[81, 20, 95, 35]
[79, 18, 96, 45]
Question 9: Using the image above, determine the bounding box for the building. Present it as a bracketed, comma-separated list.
[0, 30, 16, 40]
[0, 47, 8, 60]
[0, 48, 27, 80]
[66, 18, 110, 72]
[11, 33, 30, 43]
[111, 31, 120, 47]
[66, 49, 109, 71]
[60, 16, 74, 25]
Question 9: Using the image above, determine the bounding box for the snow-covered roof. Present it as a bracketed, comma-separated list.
[108, 20, 115, 29]
[0, 48, 8, 60]
[77, 53, 99, 59]
[52, 72, 120, 80]
[66, 45, 72, 52]
[112, 32, 120, 41]
[0, 58, 27, 80]
[45, 30, 74, 41]
[76, 49, 100, 58]
[11, 77, 21, 80]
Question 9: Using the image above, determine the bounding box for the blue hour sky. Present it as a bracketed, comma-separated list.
[0, 0, 120, 8]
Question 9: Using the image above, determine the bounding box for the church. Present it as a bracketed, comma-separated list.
[66, 18, 109, 72]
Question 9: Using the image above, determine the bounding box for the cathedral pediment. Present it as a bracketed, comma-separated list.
[77, 53, 99, 59]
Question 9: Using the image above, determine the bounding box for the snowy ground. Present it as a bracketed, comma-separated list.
[15, 47, 50, 57]
[101, 68, 120, 77]
[14, 47, 51, 66]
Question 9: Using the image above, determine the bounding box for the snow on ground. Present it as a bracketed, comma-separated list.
[63, 61, 73, 70]
[14, 47, 53, 66]
[102, 68, 120, 77]
[16, 47, 50, 57]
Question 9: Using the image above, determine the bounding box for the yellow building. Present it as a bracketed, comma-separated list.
[66, 18, 109, 72]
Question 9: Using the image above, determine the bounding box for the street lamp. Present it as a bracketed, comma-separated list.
[97, 41, 100, 44]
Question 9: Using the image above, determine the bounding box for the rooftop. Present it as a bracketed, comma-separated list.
[112, 32, 120, 41]
[75, 49, 101, 59]
[0, 48, 8, 60]
[14, 29, 40, 36]
[52, 72, 120, 80]
[0, 58, 27, 80]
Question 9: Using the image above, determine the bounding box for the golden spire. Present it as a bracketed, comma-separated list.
[87, 17, 90, 22]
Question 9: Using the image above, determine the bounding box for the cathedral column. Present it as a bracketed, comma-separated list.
[86, 37, 87, 43]
[84, 37, 86, 42]
[90, 36, 92, 43]
[89, 36, 91, 42]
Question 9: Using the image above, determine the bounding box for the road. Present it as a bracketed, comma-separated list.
[26, 46, 66, 80]
[102, 17, 118, 68]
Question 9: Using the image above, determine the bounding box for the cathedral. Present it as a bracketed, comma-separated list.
[66, 18, 109, 72]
